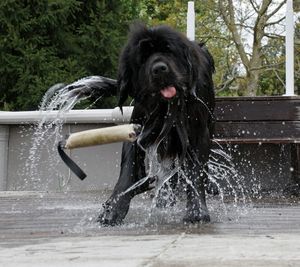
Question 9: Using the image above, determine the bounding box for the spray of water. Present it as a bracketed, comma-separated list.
[21, 86, 90, 190]
[118, 140, 249, 224]
[19, 79, 250, 224]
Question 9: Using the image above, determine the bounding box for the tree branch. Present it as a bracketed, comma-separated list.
[234, 23, 254, 30]
[249, 0, 259, 13]
[249, 61, 284, 71]
[215, 76, 240, 93]
[198, 35, 233, 42]
[253, 0, 272, 36]
[264, 33, 285, 39]
[272, 68, 286, 88]
[265, 16, 285, 26]
[218, 0, 250, 70]
[250, 0, 272, 69]
[259, 0, 273, 16]
[266, 0, 286, 20]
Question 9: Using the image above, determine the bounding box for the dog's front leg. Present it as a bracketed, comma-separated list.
[97, 141, 148, 226]
[183, 158, 210, 224]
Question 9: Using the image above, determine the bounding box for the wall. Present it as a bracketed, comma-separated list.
[6, 123, 122, 191]
[0, 105, 295, 194]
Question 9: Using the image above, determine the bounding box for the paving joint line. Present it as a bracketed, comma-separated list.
[142, 232, 186, 267]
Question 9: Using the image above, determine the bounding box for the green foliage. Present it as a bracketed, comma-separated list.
[1, 0, 298, 111]
[0, 0, 84, 110]
[139, 0, 188, 31]
[193, 1, 239, 96]
[258, 37, 285, 96]
[0, 0, 138, 110]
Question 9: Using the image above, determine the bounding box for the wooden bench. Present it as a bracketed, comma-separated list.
[213, 96, 300, 190]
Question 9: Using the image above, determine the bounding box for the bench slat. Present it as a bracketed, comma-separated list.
[215, 98, 300, 122]
[214, 121, 300, 142]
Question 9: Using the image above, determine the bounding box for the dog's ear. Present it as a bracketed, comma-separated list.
[184, 42, 215, 87]
[117, 23, 147, 109]
[198, 43, 215, 74]
[117, 46, 133, 109]
[183, 43, 199, 86]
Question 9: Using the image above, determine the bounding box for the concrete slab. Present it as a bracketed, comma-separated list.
[1, 234, 300, 267]
[0, 191, 300, 266]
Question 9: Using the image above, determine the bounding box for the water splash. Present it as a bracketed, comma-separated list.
[208, 146, 251, 220]
[118, 140, 249, 223]
[20, 86, 90, 190]
[18, 79, 250, 222]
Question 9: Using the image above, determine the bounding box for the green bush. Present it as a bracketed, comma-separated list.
[0, 0, 138, 110]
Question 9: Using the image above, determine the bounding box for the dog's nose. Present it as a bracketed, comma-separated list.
[152, 62, 169, 76]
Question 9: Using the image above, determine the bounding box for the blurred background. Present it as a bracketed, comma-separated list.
[0, 0, 299, 111]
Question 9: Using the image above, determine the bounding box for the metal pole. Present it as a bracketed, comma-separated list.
[187, 1, 195, 41]
[285, 0, 295, 96]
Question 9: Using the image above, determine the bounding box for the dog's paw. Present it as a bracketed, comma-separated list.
[205, 181, 219, 196]
[96, 197, 131, 226]
[96, 205, 120, 226]
[155, 190, 177, 208]
[183, 209, 210, 224]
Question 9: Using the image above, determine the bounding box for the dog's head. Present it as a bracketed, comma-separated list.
[117, 23, 215, 108]
[117, 24, 215, 158]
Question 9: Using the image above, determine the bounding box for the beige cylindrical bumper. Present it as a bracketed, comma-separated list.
[64, 124, 141, 149]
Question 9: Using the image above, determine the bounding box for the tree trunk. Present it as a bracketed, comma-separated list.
[244, 70, 260, 96]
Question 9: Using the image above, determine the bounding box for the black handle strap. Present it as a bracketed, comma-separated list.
[57, 141, 87, 180]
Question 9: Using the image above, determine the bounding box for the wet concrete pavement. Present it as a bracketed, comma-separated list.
[1, 191, 300, 266]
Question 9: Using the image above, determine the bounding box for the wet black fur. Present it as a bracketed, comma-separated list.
[96, 24, 216, 225]
[66, 24, 215, 225]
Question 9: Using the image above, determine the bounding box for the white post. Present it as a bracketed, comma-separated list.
[187, 1, 195, 41]
[285, 0, 295, 96]
[0, 126, 9, 191]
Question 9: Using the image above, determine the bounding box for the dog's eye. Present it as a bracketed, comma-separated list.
[164, 44, 171, 52]
[139, 39, 153, 51]
[138, 40, 154, 63]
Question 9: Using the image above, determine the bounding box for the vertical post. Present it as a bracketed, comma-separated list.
[285, 0, 295, 96]
[0, 126, 9, 191]
[291, 144, 300, 186]
[187, 1, 195, 41]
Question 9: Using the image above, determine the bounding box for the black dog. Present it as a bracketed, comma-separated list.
[60, 24, 215, 225]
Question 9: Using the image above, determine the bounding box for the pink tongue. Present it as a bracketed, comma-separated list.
[160, 86, 177, 99]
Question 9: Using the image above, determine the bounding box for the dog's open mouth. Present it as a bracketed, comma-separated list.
[160, 86, 177, 99]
